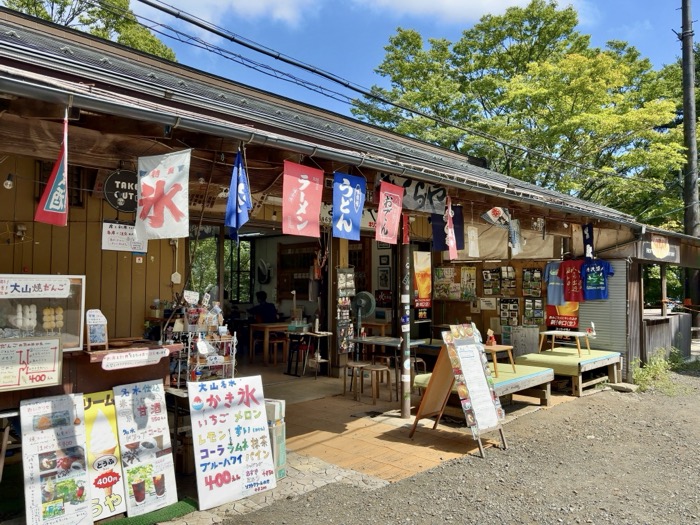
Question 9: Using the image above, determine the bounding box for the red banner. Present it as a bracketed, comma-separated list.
[35, 110, 69, 226]
[375, 181, 403, 244]
[445, 196, 458, 260]
[282, 161, 324, 238]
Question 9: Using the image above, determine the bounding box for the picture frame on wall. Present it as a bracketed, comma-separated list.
[378, 267, 391, 289]
[379, 255, 390, 265]
[377, 242, 391, 250]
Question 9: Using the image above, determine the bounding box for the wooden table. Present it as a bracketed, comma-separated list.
[361, 321, 392, 337]
[483, 344, 516, 378]
[538, 330, 591, 358]
[249, 322, 290, 365]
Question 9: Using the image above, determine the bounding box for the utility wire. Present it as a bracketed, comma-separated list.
[132, 0, 628, 181]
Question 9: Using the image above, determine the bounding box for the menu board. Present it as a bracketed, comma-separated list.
[188, 375, 277, 510]
[442, 325, 504, 439]
[20, 394, 91, 525]
[113, 380, 178, 516]
[84, 390, 127, 520]
[0, 337, 62, 392]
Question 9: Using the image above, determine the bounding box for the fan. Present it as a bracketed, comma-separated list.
[351, 291, 376, 339]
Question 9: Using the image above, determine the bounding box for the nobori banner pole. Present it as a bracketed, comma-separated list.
[400, 213, 412, 418]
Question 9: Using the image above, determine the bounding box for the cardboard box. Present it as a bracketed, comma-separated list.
[265, 398, 286, 423]
[268, 420, 286, 468]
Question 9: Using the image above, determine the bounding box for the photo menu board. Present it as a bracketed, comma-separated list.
[188, 375, 277, 510]
[113, 380, 177, 517]
[442, 325, 504, 439]
[20, 394, 91, 525]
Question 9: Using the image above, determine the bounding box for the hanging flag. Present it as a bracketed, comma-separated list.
[35, 108, 69, 226]
[225, 151, 252, 239]
[481, 206, 510, 228]
[432, 205, 465, 251]
[582, 223, 594, 259]
[445, 197, 458, 260]
[509, 218, 522, 256]
[375, 181, 403, 244]
[134, 149, 191, 240]
[282, 160, 324, 238]
[332, 172, 365, 241]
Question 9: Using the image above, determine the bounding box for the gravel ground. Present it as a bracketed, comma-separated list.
[226, 370, 700, 525]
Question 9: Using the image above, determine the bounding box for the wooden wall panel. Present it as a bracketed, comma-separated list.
[68, 221, 87, 275]
[130, 251, 148, 337]
[145, 239, 162, 312]
[50, 224, 70, 275]
[115, 251, 133, 336]
[32, 222, 53, 274]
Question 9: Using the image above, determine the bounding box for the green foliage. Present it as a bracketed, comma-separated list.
[2, 0, 176, 60]
[668, 347, 700, 373]
[352, 0, 686, 228]
[643, 265, 683, 307]
[632, 348, 692, 395]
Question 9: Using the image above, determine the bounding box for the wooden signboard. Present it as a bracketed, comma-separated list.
[410, 324, 507, 457]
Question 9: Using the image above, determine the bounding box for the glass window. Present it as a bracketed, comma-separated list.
[225, 239, 253, 304]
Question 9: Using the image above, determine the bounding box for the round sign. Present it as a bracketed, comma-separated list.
[103, 170, 138, 213]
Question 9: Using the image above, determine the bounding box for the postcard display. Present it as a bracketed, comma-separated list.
[187, 375, 276, 510]
[20, 394, 92, 525]
[336, 268, 356, 355]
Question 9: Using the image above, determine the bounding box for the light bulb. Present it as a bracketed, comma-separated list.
[3, 174, 13, 190]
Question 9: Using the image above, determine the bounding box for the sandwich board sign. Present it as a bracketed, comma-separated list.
[409, 324, 506, 457]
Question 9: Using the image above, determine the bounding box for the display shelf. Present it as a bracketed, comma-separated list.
[170, 332, 237, 387]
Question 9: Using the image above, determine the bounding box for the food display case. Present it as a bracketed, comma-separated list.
[0, 274, 86, 351]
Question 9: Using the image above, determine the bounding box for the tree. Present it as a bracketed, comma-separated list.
[352, 0, 685, 230]
[2, 0, 176, 60]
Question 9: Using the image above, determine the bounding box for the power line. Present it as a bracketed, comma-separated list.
[132, 0, 628, 181]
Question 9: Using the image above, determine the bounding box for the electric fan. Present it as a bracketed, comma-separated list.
[351, 291, 376, 341]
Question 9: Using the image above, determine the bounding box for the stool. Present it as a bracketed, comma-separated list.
[270, 338, 288, 366]
[364, 364, 393, 404]
[373, 354, 392, 368]
[344, 361, 369, 401]
[410, 357, 427, 394]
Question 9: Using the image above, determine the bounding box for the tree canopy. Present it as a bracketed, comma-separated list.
[3, 0, 176, 60]
[352, 0, 686, 231]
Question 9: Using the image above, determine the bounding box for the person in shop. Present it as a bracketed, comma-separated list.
[247, 291, 278, 323]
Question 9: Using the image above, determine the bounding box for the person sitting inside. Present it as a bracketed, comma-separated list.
[247, 291, 278, 323]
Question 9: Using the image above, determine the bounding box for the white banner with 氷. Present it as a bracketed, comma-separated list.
[84, 390, 127, 520]
[20, 394, 91, 525]
[188, 375, 276, 510]
[113, 380, 177, 516]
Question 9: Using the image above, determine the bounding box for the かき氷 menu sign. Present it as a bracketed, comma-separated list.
[112, 380, 177, 516]
[84, 390, 127, 520]
[20, 394, 91, 525]
[188, 375, 276, 510]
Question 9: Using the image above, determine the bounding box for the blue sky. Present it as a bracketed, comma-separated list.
[134, 0, 685, 116]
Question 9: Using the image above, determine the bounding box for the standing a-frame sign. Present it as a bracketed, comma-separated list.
[409, 324, 507, 457]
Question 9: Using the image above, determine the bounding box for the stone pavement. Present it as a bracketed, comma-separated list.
[162, 452, 388, 525]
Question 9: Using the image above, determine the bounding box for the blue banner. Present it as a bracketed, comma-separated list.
[431, 205, 464, 251]
[225, 151, 252, 240]
[332, 172, 366, 240]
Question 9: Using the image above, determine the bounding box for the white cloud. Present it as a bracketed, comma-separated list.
[134, 0, 322, 29]
[349, 0, 532, 24]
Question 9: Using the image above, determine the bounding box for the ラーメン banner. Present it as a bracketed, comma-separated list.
[282, 160, 324, 238]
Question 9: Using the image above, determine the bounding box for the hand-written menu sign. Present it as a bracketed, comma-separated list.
[102, 348, 169, 371]
[443, 325, 504, 440]
[20, 394, 92, 525]
[0, 338, 62, 393]
[101, 221, 148, 253]
[113, 380, 177, 517]
[84, 391, 127, 520]
[188, 375, 276, 511]
[0, 275, 71, 298]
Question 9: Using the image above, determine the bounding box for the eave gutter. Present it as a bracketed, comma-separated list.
[0, 73, 642, 230]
